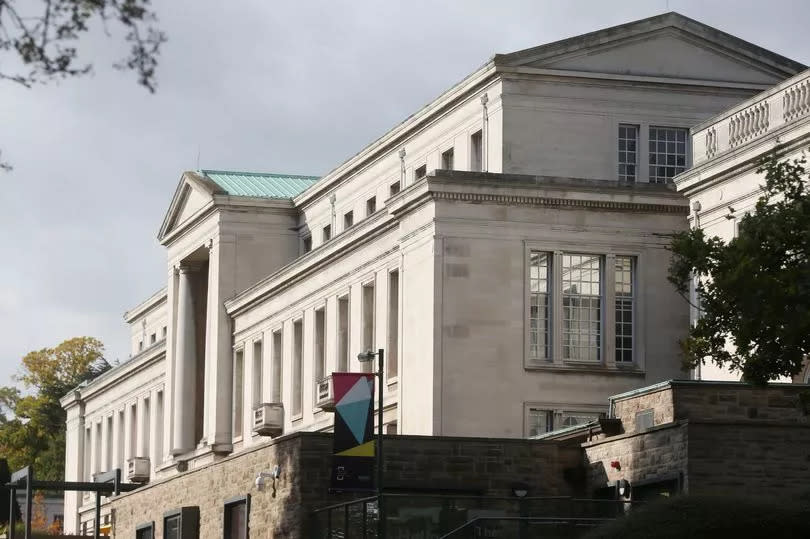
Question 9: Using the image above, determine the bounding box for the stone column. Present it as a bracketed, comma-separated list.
[137, 394, 149, 458]
[172, 265, 197, 454]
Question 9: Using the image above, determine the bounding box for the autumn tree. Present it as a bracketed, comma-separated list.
[0, 337, 111, 480]
[0, 0, 166, 170]
[668, 152, 810, 384]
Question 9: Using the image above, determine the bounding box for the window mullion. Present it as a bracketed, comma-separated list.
[604, 254, 616, 365]
[551, 250, 563, 364]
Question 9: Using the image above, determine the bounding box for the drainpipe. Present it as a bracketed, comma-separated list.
[480, 94, 489, 173]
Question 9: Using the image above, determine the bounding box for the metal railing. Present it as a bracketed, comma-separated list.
[310, 494, 639, 538]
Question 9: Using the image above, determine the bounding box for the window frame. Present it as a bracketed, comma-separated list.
[343, 210, 354, 230]
[524, 243, 645, 372]
[470, 130, 483, 172]
[441, 147, 455, 170]
[618, 124, 639, 182]
[135, 521, 155, 539]
[414, 164, 427, 181]
[366, 196, 377, 216]
[223, 495, 250, 539]
[648, 125, 689, 184]
[232, 346, 245, 442]
[163, 506, 199, 539]
[523, 402, 605, 437]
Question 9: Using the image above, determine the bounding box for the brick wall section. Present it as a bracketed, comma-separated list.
[582, 423, 688, 491]
[110, 432, 579, 538]
[687, 421, 810, 498]
[673, 384, 810, 424]
[612, 386, 674, 435]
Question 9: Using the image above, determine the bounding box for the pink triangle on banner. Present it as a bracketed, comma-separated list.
[332, 372, 374, 403]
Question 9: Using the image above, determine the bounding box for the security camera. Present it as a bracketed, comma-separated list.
[255, 474, 266, 491]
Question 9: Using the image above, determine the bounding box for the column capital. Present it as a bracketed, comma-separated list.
[178, 264, 200, 274]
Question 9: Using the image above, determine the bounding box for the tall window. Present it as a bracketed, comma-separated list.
[271, 330, 282, 402]
[142, 397, 150, 459]
[322, 224, 332, 242]
[562, 254, 601, 362]
[415, 164, 427, 181]
[366, 196, 377, 216]
[649, 126, 687, 183]
[529, 252, 550, 361]
[224, 496, 249, 539]
[618, 124, 638, 182]
[441, 147, 454, 170]
[470, 130, 483, 172]
[337, 296, 349, 372]
[94, 421, 101, 473]
[344, 211, 354, 229]
[314, 308, 325, 381]
[615, 256, 634, 363]
[233, 350, 244, 439]
[292, 320, 303, 416]
[527, 408, 551, 437]
[154, 392, 163, 467]
[105, 415, 113, 471]
[362, 283, 375, 373]
[252, 341, 263, 408]
[388, 270, 399, 379]
[83, 427, 91, 480]
[129, 403, 137, 458]
[116, 410, 125, 470]
[302, 236, 312, 254]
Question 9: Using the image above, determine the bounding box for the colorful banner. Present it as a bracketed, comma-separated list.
[330, 372, 375, 492]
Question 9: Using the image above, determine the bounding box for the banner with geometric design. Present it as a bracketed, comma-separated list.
[330, 373, 375, 492]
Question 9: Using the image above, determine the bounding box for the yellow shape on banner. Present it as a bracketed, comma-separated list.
[335, 440, 375, 457]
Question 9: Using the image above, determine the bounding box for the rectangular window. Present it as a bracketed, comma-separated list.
[129, 403, 137, 458]
[162, 326, 167, 338]
[441, 147, 454, 170]
[562, 254, 602, 362]
[649, 126, 688, 183]
[390, 181, 401, 197]
[150, 333, 156, 344]
[224, 496, 249, 539]
[322, 224, 332, 242]
[362, 282, 375, 373]
[142, 397, 150, 459]
[83, 427, 91, 481]
[116, 410, 125, 470]
[529, 252, 550, 361]
[366, 196, 377, 216]
[615, 256, 634, 363]
[527, 408, 602, 437]
[292, 320, 303, 416]
[163, 507, 199, 539]
[314, 308, 325, 381]
[337, 296, 349, 372]
[302, 235, 312, 254]
[344, 210, 354, 229]
[94, 421, 101, 473]
[415, 164, 427, 180]
[252, 341, 263, 408]
[271, 330, 282, 403]
[105, 415, 113, 471]
[135, 522, 154, 539]
[388, 270, 399, 380]
[618, 124, 638, 182]
[138, 340, 143, 351]
[154, 392, 163, 467]
[470, 130, 483, 172]
[233, 350, 244, 439]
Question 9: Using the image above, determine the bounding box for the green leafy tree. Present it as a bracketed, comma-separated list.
[668, 152, 810, 384]
[0, 337, 111, 480]
[0, 0, 166, 170]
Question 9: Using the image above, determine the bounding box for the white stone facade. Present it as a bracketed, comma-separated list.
[60, 12, 806, 534]
[676, 68, 810, 381]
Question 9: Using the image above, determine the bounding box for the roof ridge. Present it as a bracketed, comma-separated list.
[201, 169, 319, 180]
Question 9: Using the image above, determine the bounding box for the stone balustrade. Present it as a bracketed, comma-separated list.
[692, 70, 810, 164]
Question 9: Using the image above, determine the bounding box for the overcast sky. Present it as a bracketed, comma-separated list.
[1, 0, 809, 387]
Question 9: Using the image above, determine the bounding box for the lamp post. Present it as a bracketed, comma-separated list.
[357, 348, 385, 539]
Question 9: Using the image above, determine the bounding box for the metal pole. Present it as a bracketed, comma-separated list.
[377, 348, 385, 539]
[9, 486, 16, 539]
[24, 467, 32, 539]
[94, 491, 101, 539]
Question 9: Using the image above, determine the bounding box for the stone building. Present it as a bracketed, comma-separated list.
[675, 67, 810, 381]
[60, 12, 807, 534]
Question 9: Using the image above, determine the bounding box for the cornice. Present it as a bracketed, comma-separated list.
[123, 287, 168, 322]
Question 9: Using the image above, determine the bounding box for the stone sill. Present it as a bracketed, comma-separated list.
[524, 362, 645, 376]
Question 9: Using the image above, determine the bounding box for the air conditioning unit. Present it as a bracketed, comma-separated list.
[253, 402, 284, 437]
[315, 375, 335, 411]
[126, 457, 150, 483]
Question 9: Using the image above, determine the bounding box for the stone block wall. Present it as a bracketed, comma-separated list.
[611, 386, 674, 435]
[110, 432, 579, 538]
[687, 421, 810, 498]
[673, 383, 810, 424]
[582, 423, 688, 491]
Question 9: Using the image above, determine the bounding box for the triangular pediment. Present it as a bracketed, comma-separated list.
[157, 171, 224, 242]
[497, 13, 804, 85]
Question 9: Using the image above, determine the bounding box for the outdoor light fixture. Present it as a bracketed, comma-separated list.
[511, 482, 530, 498]
[254, 465, 281, 491]
[617, 479, 631, 499]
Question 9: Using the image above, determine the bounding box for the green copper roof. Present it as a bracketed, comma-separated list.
[201, 170, 320, 199]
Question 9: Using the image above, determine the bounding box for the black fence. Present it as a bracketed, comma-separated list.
[310, 494, 640, 538]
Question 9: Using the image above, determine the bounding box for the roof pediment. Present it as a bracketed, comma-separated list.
[496, 12, 804, 84]
[157, 171, 222, 242]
